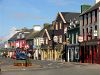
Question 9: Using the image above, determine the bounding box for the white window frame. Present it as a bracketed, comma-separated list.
[46, 38, 48, 44]
[56, 22, 58, 30]
[75, 47, 79, 59]
[59, 35, 62, 43]
[60, 22, 62, 29]
[76, 32, 78, 44]
[72, 34, 74, 44]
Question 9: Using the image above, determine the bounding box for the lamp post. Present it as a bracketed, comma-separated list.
[25, 44, 29, 67]
[64, 27, 68, 62]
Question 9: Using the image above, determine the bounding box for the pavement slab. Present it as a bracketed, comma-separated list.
[1, 64, 41, 72]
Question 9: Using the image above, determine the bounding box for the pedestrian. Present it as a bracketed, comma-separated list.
[28, 53, 31, 58]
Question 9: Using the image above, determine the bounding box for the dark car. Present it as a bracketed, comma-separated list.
[16, 53, 28, 60]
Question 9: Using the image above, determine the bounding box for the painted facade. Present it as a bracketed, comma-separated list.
[53, 12, 80, 62]
[80, 1, 100, 64]
[67, 24, 80, 62]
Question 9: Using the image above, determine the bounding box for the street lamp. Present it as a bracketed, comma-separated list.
[64, 27, 68, 62]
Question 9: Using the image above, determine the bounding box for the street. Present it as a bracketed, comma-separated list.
[1, 57, 100, 75]
[1, 64, 100, 75]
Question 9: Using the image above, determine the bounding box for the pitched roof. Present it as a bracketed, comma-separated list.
[80, 1, 100, 15]
[43, 25, 53, 40]
[26, 31, 39, 40]
[61, 12, 80, 23]
[35, 25, 52, 38]
[26, 25, 52, 39]
[8, 28, 33, 41]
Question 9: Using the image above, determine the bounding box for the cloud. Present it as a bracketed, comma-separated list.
[10, 12, 46, 21]
[46, 0, 76, 6]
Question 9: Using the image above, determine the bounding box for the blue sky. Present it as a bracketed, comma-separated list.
[0, 0, 95, 40]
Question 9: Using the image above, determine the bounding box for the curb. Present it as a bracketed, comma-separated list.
[0, 64, 42, 72]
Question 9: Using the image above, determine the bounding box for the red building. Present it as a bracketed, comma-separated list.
[80, 1, 100, 64]
[8, 28, 33, 49]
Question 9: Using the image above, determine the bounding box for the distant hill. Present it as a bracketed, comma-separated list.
[0, 37, 7, 48]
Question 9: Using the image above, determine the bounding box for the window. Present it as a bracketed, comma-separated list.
[86, 28, 88, 41]
[95, 9, 97, 22]
[86, 14, 88, 25]
[89, 27, 92, 40]
[72, 34, 74, 44]
[59, 22, 62, 29]
[46, 38, 48, 44]
[94, 25, 97, 38]
[68, 49, 71, 59]
[37, 38, 39, 45]
[76, 33, 78, 44]
[90, 12, 92, 24]
[56, 22, 58, 30]
[75, 48, 79, 59]
[59, 35, 62, 43]
[53, 36, 58, 42]
[34, 39, 36, 46]
[83, 15, 84, 26]
[40, 38, 44, 44]
[84, 15, 87, 25]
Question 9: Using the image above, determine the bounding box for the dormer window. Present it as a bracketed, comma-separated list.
[22, 33, 25, 38]
[56, 22, 58, 30]
[17, 33, 25, 39]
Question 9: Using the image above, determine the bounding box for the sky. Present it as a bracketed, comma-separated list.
[0, 0, 95, 40]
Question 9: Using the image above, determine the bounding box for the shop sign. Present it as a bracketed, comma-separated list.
[94, 30, 97, 36]
[78, 36, 83, 42]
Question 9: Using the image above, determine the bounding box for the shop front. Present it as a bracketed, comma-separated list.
[67, 44, 79, 62]
[80, 39, 100, 64]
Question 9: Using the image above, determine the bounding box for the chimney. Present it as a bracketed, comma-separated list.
[96, 0, 100, 3]
[81, 5, 91, 13]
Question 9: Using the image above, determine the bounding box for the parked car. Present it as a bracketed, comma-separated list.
[16, 53, 28, 60]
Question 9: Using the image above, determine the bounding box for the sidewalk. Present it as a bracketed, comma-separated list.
[63, 62, 100, 69]
[0, 64, 42, 72]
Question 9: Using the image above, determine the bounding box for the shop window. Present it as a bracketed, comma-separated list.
[75, 48, 79, 59]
